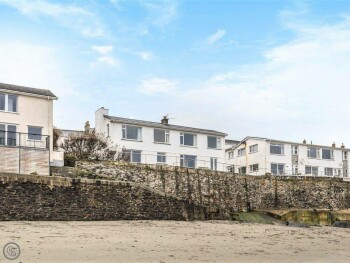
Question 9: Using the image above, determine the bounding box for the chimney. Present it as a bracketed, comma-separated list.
[303, 139, 306, 144]
[341, 143, 345, 149]
[161, 115, 169, 125]
[332, 142, 336, 148]
[84, 121, 90, 134]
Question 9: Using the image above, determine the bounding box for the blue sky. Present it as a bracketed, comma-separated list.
[1, 0, 350, 145]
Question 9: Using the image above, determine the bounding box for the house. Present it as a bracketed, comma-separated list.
[0, 83, 58, 174]
[95, 107, 227, 171]
[226, 136, 349, 177]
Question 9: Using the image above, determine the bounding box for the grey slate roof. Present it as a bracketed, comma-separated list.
[105, 115, 227, 136]
[0, 82, 57, 98]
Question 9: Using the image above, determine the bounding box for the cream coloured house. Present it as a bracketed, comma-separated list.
[0, 83, 58, 174]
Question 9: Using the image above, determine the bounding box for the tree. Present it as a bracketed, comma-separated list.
[62, 131, 118, 160]
[53, 127, 62, 150]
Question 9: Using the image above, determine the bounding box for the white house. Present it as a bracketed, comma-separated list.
[0, 83, 58, 174]
[226, 136, 349, 177]
[95, 107, 227, 171]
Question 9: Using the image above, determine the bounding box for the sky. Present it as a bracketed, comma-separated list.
[1, 0, 350, 146]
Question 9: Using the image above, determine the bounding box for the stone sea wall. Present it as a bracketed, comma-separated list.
[0, 174, 212, 221]
[52, 161, 350, 211]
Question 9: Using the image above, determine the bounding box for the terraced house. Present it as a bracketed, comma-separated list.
[95, 107, 227, 171]
[0, 83, 58, 175]
[226, 136, 350, 177]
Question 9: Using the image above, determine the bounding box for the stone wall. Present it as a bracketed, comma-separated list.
[0, 174, 212, 221]
[0, 146, 49, 175]
[51, 161, 350, 211]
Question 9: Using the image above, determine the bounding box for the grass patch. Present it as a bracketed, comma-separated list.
[230, 212, 274, 225]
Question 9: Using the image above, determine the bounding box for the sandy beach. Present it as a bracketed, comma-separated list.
[0, 221, 349, 263]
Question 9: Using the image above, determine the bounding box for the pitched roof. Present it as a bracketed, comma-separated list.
[0, 83, 57, 99]
[104, 115, 227, 136]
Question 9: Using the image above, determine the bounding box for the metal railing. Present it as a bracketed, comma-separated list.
[0, 131, 49, 149]
[116, 151, 350, 178]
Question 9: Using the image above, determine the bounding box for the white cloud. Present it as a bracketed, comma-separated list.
[138, 77, 177, 95]
[172, 16, 350, 145]
[207, 29, 226, 44]
[92, 45, 113, 55]
[142, 1, 178, 28]
[137, 51, 154, 61]
[90, 56, 120, 67]
[0, 0, 105, 37]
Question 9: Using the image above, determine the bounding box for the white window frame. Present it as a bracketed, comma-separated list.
[291, 145, 298, 155]
[305, 166, 318, 176]
[157, 152, 166, 163]
[249, 163, 259, 172]
[324, 167, 333, 176]
[271, 163, 285, 175]
[249, 144, 258, 153]
[180, 154, 197, 168]
[343, 151, 348, 160]
[307, 147, 320, 159]
[228, 151, 234, 159]
[154, 129, 170, 144]
[207, 136, 221, 149]
[122, 125, 142, 141]
[0, 93, 18, 113]
[210, 157, 218, 171]
[270, 143, 284, 155]
[321, 148, 334, 160]
[180, 133, 197, 147]
[227, 165, 235, 173]
[0, 123, 17, 146]
[237, 148, 246, 157]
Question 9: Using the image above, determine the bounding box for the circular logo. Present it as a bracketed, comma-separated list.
[3, 242, 20, 260]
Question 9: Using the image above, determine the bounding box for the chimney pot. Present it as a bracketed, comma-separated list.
[84, 121, 90, 133]
[161, 115, 169, 125]
[332, 142, 336, 147]
[303, 139, 306, 144]
[341, 143, 345, 149]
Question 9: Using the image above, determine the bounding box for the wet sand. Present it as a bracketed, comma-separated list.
[0, 221, 349, 263]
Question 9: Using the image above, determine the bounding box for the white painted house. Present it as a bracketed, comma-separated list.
[95, 107, 227, 170]
[226, 136, 349, 177]
[0, 83, 58, 174]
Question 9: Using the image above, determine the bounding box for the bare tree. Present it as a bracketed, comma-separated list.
[62, 131, 119, 160]
[53, 127, 62, 150]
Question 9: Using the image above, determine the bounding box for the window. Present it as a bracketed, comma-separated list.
[334, 169, 341, 177]
[180, 155, 196, 168]
[122, 149, 142, 163]
[0, 94, 17, 112]
[249, 164, 259, 172]
[107, 124, 110, 137]
[322, 149, 333, 160]
[271, 163, 285, 175]
[180, 133, 196, 146]
[270, 143, 284, 155]
[227, 165, 235, 173]
[122, 125, 142, 141]
[8, 95, 17, 112]
[307, 147, 320, 159]
[0, 94, 4, 111]
[291, 145, 298, 155]
[157, 152, 166, 163]
[292, 165, 299, 175]
[324, 167, 333, 176]
[208, 136, 221, 149]
[0, 124, 17, 146]
[249, 144, 258, 153]
[343, 151, 348, 160]
[238, 167, 246, 175]
[28, 126, 42, 140]
[210, 158, 218, 171]
[154, 129, 170, 143]
[0, 124, 5, 145]
[228, 151, 234, 159]
[237, 148, 245, 156]
[305, 166, 318, 176]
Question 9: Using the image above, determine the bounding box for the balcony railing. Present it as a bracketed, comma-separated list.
[0, 131, 49, 149]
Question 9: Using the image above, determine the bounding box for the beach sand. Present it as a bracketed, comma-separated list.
[0, 221, 349, 263]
